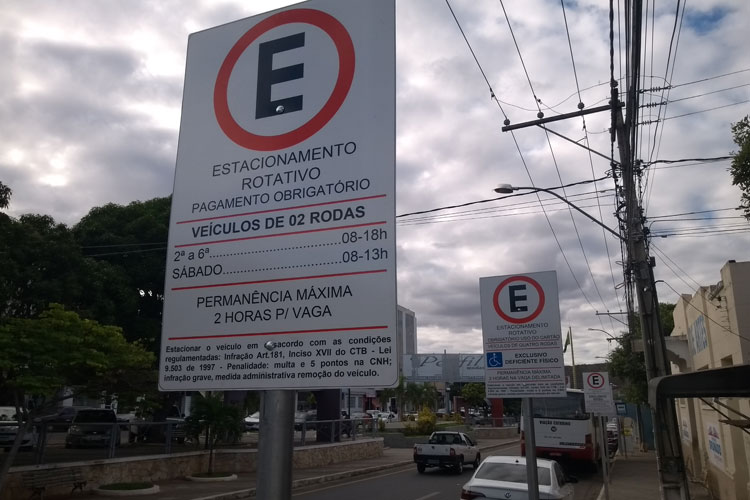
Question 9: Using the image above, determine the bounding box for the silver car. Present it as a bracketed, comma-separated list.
[460, 455, 576, 500]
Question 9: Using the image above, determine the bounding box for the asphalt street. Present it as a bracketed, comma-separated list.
[291, 442, 603, 500]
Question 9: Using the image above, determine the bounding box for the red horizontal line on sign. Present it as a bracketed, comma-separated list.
[177, 194, 387, 224]
[491, 379, 562, 383]
[175, 220, 386, 248]
[486, 347, 561, 351]
[171, 269, 387, 291]
[168, 325, 388, 341]
[488, 367, 560, 371]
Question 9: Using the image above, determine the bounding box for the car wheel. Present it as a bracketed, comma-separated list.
[417, 463, 426, 474]
[455, 458, 464, 474]
[473, 453, 481, 469]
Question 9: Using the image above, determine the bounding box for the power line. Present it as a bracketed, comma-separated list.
[497, 0, 615, 328]
[649, 207, 741, 219]
[644, 156, 733, 166]
[663, 99, 750, 121]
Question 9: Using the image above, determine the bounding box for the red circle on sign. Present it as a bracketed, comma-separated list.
[587, 373, 605, 389]
[492, 276, 546, 324]
[214, 8, 355, 151]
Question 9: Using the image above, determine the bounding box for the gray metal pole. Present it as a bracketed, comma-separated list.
[523, 398, 540, 500]
[256, 390, 295, 500]
[598, 416, 610, 500]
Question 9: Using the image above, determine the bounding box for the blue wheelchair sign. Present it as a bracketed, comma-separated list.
[486, 352, 504, 368]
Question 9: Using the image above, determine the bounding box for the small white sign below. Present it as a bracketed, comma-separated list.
[583, 371, 616, 416]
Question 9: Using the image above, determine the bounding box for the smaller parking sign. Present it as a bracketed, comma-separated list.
[583, 371, 616, 416]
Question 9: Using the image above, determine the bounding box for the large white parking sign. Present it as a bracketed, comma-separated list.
[160, 0, 397, 391]
[480, 271, 566, 397]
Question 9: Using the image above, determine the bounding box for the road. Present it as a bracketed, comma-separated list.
[292, 442, 603, 500]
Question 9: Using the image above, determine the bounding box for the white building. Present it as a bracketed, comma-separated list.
[669, 260, 750, 500]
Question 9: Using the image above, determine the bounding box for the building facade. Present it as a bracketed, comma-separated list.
[669, 260, 750, 500]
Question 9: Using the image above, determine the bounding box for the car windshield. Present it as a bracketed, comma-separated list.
[75, 411, 115, 423]
[474, 462, 552, 486]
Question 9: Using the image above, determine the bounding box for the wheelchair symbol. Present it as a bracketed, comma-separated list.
[486, 352, 504, 368]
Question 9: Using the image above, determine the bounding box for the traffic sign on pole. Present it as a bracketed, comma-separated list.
[583, 371, 616, 416]
[160, 0, 397, 391]
[479, 271, 566, 397]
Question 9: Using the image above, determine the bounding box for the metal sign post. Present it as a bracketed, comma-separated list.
[256, 390, 295, 500]
[598, 415, 611, 500]
[523, 398, 540, 500]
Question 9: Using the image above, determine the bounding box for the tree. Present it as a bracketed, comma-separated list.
[73, 197, 171, 352]
[607, 303, 675, 404]
[730, 115, 750, 219]
[0, 305, 155, 494]
[461, 383, 487, 410]
[0, 214, 88, 319]
[184, 393, 243, 475]
[0, 182, 10, 209]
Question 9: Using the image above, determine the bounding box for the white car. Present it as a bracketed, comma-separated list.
[244, 411, 260, 431]
[0, 407, 37, 451]
[460, 456, 576, 500]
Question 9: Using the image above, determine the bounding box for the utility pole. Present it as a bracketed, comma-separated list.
[615, 105, 690, 500]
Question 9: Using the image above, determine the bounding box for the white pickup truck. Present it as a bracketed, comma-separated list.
[413, 431, 480, 474]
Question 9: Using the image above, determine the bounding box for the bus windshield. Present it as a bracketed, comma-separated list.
[532, 392, 588, 420]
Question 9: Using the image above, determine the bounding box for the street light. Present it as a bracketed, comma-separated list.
[494, 184, 623, 241]
[588, 328, 621, 343]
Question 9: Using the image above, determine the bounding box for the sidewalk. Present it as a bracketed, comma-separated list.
[84, 438, 516, 500]
[598, 449, 712, 500]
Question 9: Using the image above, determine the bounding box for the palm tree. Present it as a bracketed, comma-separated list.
[405, 382, 424, 413]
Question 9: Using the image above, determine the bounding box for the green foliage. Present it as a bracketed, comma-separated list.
[0, 182, 10, 209]
[0, 214, 88, 319]
[0, 305, 155, 494]
[378, 418, 386, 432]
[730, 115, 750, 219]
[0, 304, 155, 405]
[607, 303, 676, 404]
[73, 197, 171, 352]
[415, 406, 437, 435]
[461, 383, 486, 409]
[184, 393, 243, 474]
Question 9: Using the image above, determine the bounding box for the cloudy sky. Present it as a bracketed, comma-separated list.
[1, 0, 748, 363]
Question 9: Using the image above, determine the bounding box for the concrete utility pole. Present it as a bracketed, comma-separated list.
[614, 106, 690, 500]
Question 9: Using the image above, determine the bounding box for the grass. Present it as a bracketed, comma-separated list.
[98, 482, 154, 490]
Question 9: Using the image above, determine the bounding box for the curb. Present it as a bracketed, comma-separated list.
[94, 485, 161, 497]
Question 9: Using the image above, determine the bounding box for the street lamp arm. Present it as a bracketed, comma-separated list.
[495, 185, 624, 242]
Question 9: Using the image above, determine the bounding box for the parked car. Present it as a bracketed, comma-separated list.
[37, 406, 89, 431]
[0, 407, 36, 451]
[65, 408, 120, 448]
[413, 431, 480, 474]
[460, 456, 577, 500]
[244, 411, 260, 431]
[128, 405, 186, 444]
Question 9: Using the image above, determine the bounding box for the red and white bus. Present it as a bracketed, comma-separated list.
[520, 389, 600, 467]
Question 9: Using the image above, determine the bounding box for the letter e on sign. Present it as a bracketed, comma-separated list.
[493, 275, 545, 324]
[214, 8, 355, 151]
[587, 372, 605, 389]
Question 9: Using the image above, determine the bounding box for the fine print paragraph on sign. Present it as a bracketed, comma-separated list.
[159, 0, 397, 391]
